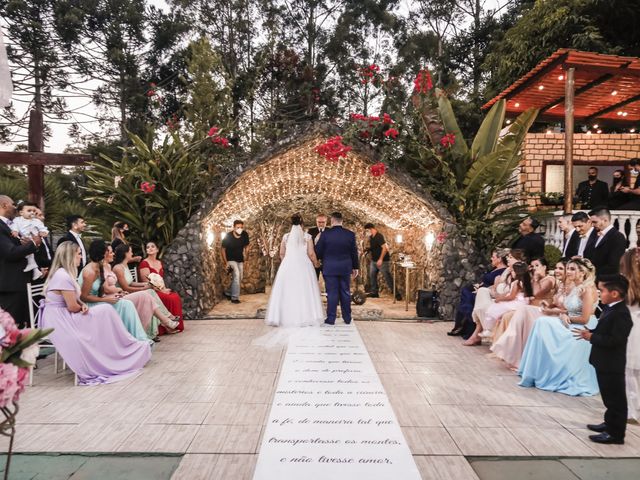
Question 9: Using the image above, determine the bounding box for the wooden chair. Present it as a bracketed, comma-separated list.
[26, 282, 78, 386]
[129, 265, 139, 282]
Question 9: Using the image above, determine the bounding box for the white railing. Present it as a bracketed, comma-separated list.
[543, 210, 640, 250]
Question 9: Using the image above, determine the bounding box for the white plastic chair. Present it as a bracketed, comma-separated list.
[27, 282, 78, 386]
[129, 265, 139, 282]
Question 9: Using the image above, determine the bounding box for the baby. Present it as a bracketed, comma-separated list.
[11, 201, 48, 280]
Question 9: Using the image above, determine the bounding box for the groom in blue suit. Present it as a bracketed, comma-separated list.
[315, 212, 359, 325]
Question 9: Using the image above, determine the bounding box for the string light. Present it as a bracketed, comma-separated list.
[424, 232, 435, 250]
[538, 85, 544, 90]
[611, 90, 618, 96]
[395, 234, 403, 244]
[206, 230, 215, 247]
[514, 102, 520, 107]
[558, 75, 564, 81]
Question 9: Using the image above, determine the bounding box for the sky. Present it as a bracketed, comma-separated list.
[1, 0, 510, 153]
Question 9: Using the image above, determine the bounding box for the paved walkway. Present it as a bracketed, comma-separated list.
[2, 319, 639, 479]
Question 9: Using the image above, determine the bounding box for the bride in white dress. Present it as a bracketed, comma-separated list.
[264, 214, 325, 327]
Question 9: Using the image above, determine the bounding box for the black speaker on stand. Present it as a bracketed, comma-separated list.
[416, 289, 439, 318]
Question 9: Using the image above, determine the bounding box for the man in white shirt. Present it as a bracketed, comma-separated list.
[56, 215, 87, 270]
[569, 211, 596, 257]
[557, 214, 576, 257]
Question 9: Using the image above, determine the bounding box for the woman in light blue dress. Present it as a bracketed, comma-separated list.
[79, 241, 151, 344]
[518, 258, 599, 396]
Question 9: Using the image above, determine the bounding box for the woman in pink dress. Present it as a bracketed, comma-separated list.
[491, 259, 568, 369]
[138, 241, 184, 334]
[464, 261, 532, 346]
[39, 242, 151, 385]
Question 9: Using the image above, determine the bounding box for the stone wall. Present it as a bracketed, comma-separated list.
[522, 133, 640, 208]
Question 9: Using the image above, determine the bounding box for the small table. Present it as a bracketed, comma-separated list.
[393, 262, 419, 311]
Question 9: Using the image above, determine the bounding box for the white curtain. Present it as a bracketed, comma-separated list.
[0, 30, 13, 107]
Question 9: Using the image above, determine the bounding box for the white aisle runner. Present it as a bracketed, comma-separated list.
[253, 324, 421, 479]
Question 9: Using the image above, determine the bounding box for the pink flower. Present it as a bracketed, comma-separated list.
[370, 162, 386, 177]
[146, 90, 156, 97]
[212, 136, 231, 148]
[436, 231, 448, 243]
[383, 128, 399, 139]
[0, 363, 22, 408]
[0, 309, 18, 344]
[208, 126, 219, 137]
[440, 133, 456, 148]
[140, 181, 156, 194]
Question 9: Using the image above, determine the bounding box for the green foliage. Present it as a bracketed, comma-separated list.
[414, 91, 538, 253]
[83, 130, 214, 252]
[545, 244, 562, 268]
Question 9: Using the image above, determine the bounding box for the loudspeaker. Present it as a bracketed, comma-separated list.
[416, 290, 438, 318]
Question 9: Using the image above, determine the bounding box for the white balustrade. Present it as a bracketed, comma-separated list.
[541, 210, 640, 250]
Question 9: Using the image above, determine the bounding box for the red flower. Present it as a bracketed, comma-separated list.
[382, 113, 393, 124]
[369, 64, 380, 72]
[146, 90, 156, 97]
[359, 130, 371, 139]
[140, 181, 156, 194]
[384, 128, 399, 139]
[370, 162, 386, 177]
[440, 133, 456, 148]
[212, 136, 231, 148]
[150, 82, 156, 88]
[413, 69, 433, 93]
[436, 231, 448, 243]
[208, 126, 219, 137]
[314, 136, 352, 162]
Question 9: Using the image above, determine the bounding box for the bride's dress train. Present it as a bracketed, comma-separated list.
[254, 225, 324, 347]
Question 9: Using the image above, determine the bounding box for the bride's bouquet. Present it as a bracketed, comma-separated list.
[148, 273, 166, 291]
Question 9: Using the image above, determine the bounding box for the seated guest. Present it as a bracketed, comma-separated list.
[569, 211, 597, 258]
[511, 217, 544, 262]
[138, 241, 184, 333]
[620, 250, 640, 423]
[464, 260, 531, 346]
[39, 241, 151, 385]
[492, 259, 568, 369]
[79, 240, 151, 343]
[492, 257, 556, 344]
[585, 208, 627, 276]
[467, 249, 525, 342]
[576, 166, 608, 209]
[448, 249, 508, 337]
[518, 258, 599, 396]
[111, 244, 179, 336]
[609, 169, 629, 210]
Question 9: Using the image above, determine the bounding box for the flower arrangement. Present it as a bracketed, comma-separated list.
[148, 273, 166, 291]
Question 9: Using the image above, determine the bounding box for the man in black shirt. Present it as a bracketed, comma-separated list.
[364, 223, 398, 299]
[511, 217, 545, 262]
[221, 219, 250, 303]
[576, 166, 609, 209]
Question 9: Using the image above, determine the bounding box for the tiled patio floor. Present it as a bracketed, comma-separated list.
[2, 319, 639, 479]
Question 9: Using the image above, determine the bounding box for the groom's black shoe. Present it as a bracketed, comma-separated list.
[324, 319, 335, 325]
[589, 432, 624, 444]
[587, 422, 608, 433]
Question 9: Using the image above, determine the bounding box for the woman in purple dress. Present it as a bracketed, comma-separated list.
[39, 242, 151, 385]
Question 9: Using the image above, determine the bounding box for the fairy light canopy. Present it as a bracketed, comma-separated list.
[202, 133, 443, 232]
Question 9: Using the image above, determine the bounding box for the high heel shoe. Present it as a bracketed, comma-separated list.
[159, 317, 180, 333]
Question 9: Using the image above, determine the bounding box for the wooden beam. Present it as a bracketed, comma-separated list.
[585, 92, 640, 122]
[0, 151, 92, 166]
[488, 51, 570, 107]
[539, 73, 615, 114]
[563, 63, 640, 78]
[564, 68, 575, 214]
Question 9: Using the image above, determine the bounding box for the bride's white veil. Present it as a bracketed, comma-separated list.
[285, 224, 306, 250]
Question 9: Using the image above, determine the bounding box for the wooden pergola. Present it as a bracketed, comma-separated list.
[483, 48, 640, 212]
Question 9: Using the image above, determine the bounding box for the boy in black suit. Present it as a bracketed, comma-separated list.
[574, 274, 633, 444]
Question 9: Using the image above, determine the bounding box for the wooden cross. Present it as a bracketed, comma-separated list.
[0, 110, 92, 209]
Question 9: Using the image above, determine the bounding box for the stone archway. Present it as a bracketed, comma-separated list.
[165, 125, 482, 319]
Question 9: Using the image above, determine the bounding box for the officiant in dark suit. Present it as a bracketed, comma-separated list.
[56, 214, 88, 272]
[574, 275, 633, 444]
[315, 212, 359, 325]
[0, 195, 41, 327]
[307, 214, 328, 279]
[584, 208, 626, 276]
